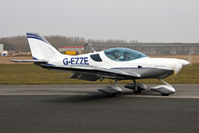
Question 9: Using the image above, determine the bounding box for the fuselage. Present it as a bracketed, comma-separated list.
[48, 47, 189, 79]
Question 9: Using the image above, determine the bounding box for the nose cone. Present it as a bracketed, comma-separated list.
[180, 59, 190, 66]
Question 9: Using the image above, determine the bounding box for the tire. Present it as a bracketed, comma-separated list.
[106, 93, 117, 97]
[134, 87, 142, 94]
[161, 93, 169, 96]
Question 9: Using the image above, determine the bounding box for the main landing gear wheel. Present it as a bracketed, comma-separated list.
[161, 93, 170, 96]
[134, 88, 142, 94]
[106, 93, 118, 97]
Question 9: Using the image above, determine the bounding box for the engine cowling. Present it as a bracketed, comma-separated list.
[98, 85, 122, 95]
[150, 85, 175, 96]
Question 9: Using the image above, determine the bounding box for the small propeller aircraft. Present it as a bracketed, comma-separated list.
[11, 33, 190, 96]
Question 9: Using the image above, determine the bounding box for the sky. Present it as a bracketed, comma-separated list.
[0, 0, 199, 42]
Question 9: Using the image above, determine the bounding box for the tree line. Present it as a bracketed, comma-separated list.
[0, 35, 134, 52]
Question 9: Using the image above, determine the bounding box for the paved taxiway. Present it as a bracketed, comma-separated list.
[0, 84, 199, 133]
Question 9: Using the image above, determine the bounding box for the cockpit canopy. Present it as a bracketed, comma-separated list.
[104, 48, 147, 61]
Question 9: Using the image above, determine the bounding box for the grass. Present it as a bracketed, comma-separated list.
[0, 64, 198, 84]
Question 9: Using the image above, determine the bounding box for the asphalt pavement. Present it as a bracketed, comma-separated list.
[0, 84, 199, 133]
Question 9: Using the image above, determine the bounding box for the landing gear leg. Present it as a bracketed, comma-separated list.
[132, 79, 142, 94]
[159, 79, 172, 87]
[114, 79, 118, 85]
[99, 77, 104, 83]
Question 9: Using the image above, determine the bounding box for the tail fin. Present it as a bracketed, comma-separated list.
[26, 33, 61, 60]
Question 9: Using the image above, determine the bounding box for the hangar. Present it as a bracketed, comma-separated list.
[89, 43, 199, 55]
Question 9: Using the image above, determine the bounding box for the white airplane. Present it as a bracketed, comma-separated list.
[11, 33, 190, 96]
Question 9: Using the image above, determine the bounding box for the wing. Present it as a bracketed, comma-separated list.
[40, 64, 141, 81]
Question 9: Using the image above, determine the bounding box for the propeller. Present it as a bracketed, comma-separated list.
[187, 54, 193, 65]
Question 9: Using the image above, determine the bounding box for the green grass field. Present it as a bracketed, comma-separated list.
[0, 64, 198, 84]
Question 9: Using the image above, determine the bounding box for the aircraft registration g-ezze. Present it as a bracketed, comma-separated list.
[11, 33, 190, 96]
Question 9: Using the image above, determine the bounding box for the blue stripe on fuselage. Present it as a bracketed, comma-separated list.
[112, 67, 154, 69]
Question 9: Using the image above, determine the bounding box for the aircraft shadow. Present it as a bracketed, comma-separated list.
[42, 90, 160, 103]
[42, 93, 115, 103]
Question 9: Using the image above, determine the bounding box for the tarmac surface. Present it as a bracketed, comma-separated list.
[0, 84, 199, 133]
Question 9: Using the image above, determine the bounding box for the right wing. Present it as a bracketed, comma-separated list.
[40, 64, 141, 81]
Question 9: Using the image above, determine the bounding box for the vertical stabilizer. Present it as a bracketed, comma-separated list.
[26, 33, 61, 60]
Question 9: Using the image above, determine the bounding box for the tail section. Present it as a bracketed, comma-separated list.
[26, 33, 61, 60]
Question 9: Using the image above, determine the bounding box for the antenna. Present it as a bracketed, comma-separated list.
[85, 41, 96, 53]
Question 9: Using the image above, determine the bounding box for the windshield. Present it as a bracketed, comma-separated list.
[104, 48, 147, 61]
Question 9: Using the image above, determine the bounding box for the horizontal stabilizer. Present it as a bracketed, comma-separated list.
[9, 59, 47, 63]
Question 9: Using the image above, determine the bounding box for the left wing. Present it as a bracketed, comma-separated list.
[40, 64, 141, 81]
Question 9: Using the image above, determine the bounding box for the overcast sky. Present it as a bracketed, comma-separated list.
[0, 0, 199, 42]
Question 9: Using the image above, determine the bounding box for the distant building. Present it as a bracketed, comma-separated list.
[58, 46, 84, 55]
[0, 44, 3, 55]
